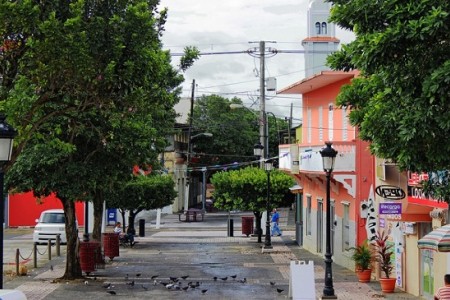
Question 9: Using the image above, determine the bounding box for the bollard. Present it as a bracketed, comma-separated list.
[48, 240, 52, 261]
[56, 234, 61, 257]
[139, 219, 145, 237]
[33, 243, 37, 268]
[228, 218, 234, 237]
[15, 249, 19, 276]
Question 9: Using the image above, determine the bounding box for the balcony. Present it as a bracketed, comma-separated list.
[279, 141, 356, 174]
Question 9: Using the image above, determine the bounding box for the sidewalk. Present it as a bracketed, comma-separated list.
[3, 211, 422, 299]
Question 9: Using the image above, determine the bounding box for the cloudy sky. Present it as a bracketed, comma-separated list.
[158, 0, 354, 124]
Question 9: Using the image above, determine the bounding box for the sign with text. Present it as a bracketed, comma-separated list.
[379, 203, 402, 215]
[375, 185, 406, 200]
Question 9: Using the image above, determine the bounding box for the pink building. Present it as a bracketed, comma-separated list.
[278, 70, 375, 270]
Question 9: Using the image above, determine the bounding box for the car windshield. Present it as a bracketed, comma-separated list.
[41, 213, 65, 223]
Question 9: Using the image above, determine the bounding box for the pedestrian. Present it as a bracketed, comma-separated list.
[271, 208, 282, 236]
[114, 222, 123, 234]
[435, 274, 450, 300]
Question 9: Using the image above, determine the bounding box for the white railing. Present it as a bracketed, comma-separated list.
[279, 143, 356, 173]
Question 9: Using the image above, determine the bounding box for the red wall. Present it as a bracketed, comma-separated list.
[8, 192, 85, 227]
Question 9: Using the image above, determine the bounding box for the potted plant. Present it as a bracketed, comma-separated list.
[373, 230, 396, 293]
[350, 242, 373, 283]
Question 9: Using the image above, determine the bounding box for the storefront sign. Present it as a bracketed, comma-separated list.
[375, 185, 406, 200]
[379, 203, 402, 215]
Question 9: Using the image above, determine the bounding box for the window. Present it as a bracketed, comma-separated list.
[318, 106, 323, 142]
[315, 22, 321, 35]
[342, 203, 350, 251]
[322, 22, 327, 35]
[328, 102, 334, 141]
[306, 195, 312, 236]
[307, 108, 312, 143]
[342, 106, 348, 141]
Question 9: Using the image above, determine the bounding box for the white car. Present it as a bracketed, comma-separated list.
[33, 209, 72, 244]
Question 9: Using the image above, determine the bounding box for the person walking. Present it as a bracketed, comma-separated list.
[271, 208, 282, 236]
[435, 274, 450, 300]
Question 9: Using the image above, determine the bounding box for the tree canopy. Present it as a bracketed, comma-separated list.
[190, 94, 286, 167]
[328, 0, 450, 172]
[211, 166, 295, 212]
[1, 0, 197, 279]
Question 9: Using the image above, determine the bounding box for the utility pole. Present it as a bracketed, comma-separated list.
[259, 41, 266, 162]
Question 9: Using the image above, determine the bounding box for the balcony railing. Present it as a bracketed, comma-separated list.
[279, 142, 356, 174]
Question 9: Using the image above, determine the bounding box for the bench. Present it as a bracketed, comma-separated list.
[178, 209, 204, 222]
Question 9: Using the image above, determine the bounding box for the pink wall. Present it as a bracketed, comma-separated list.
[8, 192, 85, 227]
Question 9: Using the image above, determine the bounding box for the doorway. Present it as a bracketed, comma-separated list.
[317, 200, 323, 253]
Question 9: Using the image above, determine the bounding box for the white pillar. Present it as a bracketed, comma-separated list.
[156, 208, 161, 229]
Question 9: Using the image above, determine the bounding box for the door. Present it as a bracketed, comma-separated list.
[317, 200, 323, 253]
[420, 223, 434, 299]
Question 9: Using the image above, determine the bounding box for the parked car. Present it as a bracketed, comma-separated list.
[33, 209, 75, 244]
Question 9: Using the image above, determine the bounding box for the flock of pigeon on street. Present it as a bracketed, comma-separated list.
[94, 273, 285, 296]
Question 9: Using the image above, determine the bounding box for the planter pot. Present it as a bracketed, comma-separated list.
[356, 269, 372, 283]
[379, 278, 396, 293]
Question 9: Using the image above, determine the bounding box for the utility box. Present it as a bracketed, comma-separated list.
[266, 77, 277, 91]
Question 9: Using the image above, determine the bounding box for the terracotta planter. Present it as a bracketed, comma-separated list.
[356, 269, 372, 283]
[379, 278, 396, 293]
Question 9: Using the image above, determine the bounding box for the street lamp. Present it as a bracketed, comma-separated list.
[253, 142, 264, 243]
[185, 132, 213, 211]
[264, 159, 273, 249]
[0, 115, 16, 289]
[320, 142, 338, 299]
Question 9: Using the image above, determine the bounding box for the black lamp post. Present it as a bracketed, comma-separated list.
[253, 142, 264, 243]
[320, 142, 338, 299]
[264, 159, 273, 249]
[0, 116, 16, 289]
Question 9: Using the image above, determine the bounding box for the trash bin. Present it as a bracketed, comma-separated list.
[102, 233, 119, 261]
[139, 219, 145, 237]
[79, 241, 98, 275]
[241, 216, 254, 237]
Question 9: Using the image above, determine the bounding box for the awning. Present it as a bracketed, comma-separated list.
[418, 224, 450, 252]
[289, 184, 303, 194]
[385, 202, 432, 222]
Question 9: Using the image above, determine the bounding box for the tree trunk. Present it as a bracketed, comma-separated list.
[92, 189, 103, 241]
[253, 211, 262, 243]
[60, 198, 83, 279]
[120, 209, 126, 229]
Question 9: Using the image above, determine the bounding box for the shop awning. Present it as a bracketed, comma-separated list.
[385, 202, 432, 222]
[418, 224, 450, 252]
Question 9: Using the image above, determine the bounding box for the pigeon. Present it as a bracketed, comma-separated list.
[136, 273, 142, 277]
[106, 290, 116, 295]
[126, 280, 135, 287]
[277, 288, 284, 294]
[50, 265, 54, 271]
[151, 275, 159, 279]
[103, 283, 112, 289]
[238, 278, 247, 284]
[182, 286, 189, 291]
[201, 289, 208, 295]
[141, 284, 148, 290]
[180, 275, 189, 280]
[270, 281, 276, 286]
[220, 277, 228, 281]
[84, 281, 89, 285]
[230, 275, 237, 280]
[169, 276, 178, 282]
[213, 277, 217, 281]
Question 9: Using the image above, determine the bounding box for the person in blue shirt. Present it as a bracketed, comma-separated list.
[271, 208, 282, 236]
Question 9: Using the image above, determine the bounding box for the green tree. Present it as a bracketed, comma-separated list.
[328, 0, 450, 174]
[107, 173, 177, 229]
[2, 0, 197, 280]
[190, 95, 286, 167]
[211, 166, 295, 242]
